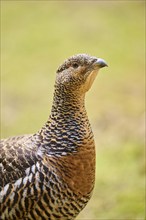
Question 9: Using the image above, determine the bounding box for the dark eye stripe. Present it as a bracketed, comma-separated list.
[57, 58, 81, 73]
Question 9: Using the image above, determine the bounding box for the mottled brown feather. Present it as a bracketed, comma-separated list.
[0, 54, 107, 220]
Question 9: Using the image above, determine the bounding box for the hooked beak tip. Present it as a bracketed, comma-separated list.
[96, 58, 108, 68]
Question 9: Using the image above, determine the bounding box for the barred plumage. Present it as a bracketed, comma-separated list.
[0, 54, 107, 220]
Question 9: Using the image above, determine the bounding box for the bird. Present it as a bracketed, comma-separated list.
[0, 54, 107, 220]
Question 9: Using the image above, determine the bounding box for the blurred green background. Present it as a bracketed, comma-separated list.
[1, 1, 145, 219]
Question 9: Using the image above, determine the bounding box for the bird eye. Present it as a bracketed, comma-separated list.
[72, 63, 79, 69]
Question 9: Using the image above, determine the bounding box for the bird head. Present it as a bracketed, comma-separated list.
[55, 54, 107, 95]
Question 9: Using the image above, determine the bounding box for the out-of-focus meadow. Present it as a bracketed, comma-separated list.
[1, 1, 145, 219]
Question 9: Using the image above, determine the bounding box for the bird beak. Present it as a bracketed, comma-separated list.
[94, 58, 108, 68]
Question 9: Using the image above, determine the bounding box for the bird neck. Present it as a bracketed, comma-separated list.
[36, 86, 95, 196]
[38, 86, 93, 156]
[51, 86, 87, 119]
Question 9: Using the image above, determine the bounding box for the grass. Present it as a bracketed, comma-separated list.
[1, 1, 145, 219]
